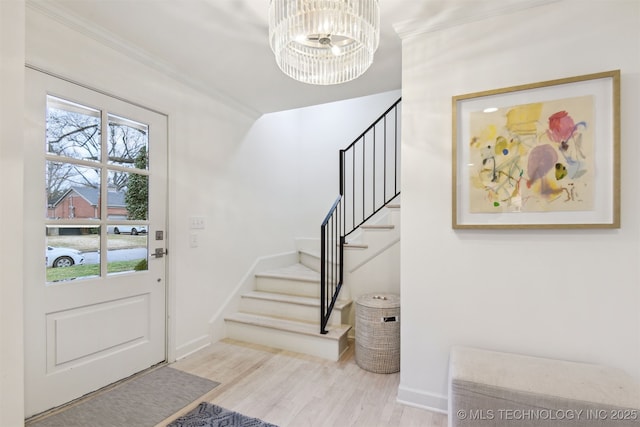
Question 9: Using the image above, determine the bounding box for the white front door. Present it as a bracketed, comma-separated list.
[24, 68, 168, 417]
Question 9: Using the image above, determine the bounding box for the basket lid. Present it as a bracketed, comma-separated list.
[356, 293, 400, 308]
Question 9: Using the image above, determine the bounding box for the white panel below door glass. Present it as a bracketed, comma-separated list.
[47, 295, 149, 372]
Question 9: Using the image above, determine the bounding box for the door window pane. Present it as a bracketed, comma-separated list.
[109, 170, 148, 221]
[106, 168, 149, 275]
[107, 233, 148, 274]
[46, 162, 101, 219]
[108, 114, 149, 170]
[46, 96, 101, 162]
[46, 226, 100, 283]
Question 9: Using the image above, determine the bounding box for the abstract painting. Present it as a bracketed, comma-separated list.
[468, 95, 594, 213]
[453, 71, 620, 229]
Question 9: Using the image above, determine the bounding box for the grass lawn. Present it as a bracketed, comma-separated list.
[47, 259, 146, 282]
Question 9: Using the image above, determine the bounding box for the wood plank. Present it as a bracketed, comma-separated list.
[161, 338, 446, 427]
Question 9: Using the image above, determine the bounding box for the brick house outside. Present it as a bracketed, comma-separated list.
[48, 186, 128, 220]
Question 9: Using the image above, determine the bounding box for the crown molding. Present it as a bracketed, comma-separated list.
[393, 0, 561, 40]
[26, 0, 261, 119]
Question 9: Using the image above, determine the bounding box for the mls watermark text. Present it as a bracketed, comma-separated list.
[456, 408, 638, 422]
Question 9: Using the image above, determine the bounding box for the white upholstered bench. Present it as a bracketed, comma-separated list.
[448, 346, 640, 427]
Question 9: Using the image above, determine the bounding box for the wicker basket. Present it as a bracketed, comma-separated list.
[355, 293, 400, 373]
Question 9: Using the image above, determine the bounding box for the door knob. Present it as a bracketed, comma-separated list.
[151, 248, 167, 258]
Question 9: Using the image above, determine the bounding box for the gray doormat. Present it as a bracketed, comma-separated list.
[167, 402, 278, 427]
[28, 366, 220, 427]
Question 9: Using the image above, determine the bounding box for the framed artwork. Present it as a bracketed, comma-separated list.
[452, 70, 620, 229]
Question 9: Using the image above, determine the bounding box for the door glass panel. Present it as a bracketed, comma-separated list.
[46, 162, 101, 219]
[108, 114, 149, 169]
[46, 226, 100, 283]
[46, 96, 101, 161]
[106, 168, 149, 275]
[107, 233, 148, 274]
[108, 169, 149, 221]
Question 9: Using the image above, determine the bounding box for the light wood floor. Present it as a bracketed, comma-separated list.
[158, 338, 447, 427]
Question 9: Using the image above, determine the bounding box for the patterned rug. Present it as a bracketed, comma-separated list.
[167, 402, 278, 427]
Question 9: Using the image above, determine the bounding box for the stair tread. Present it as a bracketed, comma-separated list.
[256, 263, 320, 282]
[225, 312, 351, 340]
[343, 242, 368, 249]
[242, 290, 352, 310]
[361, 224, 395, 229]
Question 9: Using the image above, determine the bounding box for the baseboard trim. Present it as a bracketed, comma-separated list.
[397, 384, 448, 414]
[175, 335, 210, 360]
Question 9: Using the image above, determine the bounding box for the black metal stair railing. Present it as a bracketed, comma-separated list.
[320, 98, 402, 334]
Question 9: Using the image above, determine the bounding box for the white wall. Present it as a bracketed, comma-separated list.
[237, 90, 402, 241]
[398, 0, 640, 412]
[1, 2, 25, 426]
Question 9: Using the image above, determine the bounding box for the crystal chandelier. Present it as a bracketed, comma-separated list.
[269, 0, 380, 85]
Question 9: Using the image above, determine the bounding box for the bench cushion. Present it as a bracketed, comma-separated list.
[449, 346, 640, 427]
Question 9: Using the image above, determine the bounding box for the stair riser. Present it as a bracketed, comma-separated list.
[358, 225, 400, 245]
[299, 252, 320, 273]
[387, 206, 401, 224]
[359, 205, 400, 228]
[225, 321, 349, 361]
[299, 252, 341, 279]
[239, 297, 348, 327]
[344, 244, 399, 275]
[256, 276, 320, 298]
[345, 207, 399, 244]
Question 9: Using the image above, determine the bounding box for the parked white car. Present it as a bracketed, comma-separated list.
[110, 225, 147, 235]
[46, 246, 85, 268]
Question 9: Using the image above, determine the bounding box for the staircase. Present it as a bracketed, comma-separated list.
[224, 98, 401, 361]
[224, 251, 353, 361]
[224, 199, 400, 360]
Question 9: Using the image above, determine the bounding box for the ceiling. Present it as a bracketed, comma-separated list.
[28, 0, 554, 117]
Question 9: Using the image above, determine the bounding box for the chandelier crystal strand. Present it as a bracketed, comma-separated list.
[269, 0, 380, 85]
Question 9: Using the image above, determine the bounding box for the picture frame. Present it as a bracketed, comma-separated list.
[452, 70, 620, 229]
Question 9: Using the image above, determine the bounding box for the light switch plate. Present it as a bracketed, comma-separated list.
[189, 216, 205, 229]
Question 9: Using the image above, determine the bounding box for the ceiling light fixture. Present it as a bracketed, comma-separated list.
[269, 0, 380, 85]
